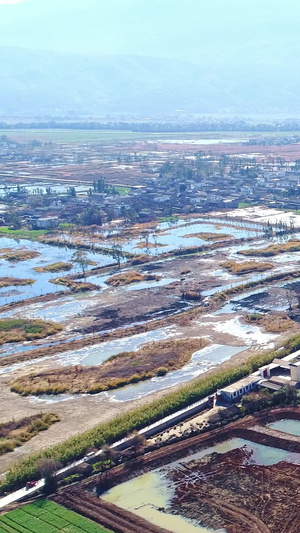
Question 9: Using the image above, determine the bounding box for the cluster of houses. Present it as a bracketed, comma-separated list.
[218, 350, 300, 403]
[1, 144, 300, 227]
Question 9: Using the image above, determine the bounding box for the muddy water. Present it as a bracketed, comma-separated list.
[103, 437, 300, 532]
[268, 419, 300, 436]
[106, 344, 245, 402]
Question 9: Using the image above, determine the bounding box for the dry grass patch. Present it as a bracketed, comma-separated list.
[0, 318, 62, 345]
[221, 260, 274, 275]
[10, 337, 207, 395]
[245, 313, 295, 333]
[0, 413, 60, 456]
[0, 249, 40, 262]
[0, 277, 35, 288]
[51, 278, 99, 292]
[134, 241, 167, 249]
[106, 270, 160, 286]
[131, 254, 152, 265]
[184, 232, 232, 241]
[34, 262, 72, 273]
[239, 240, 300, 257]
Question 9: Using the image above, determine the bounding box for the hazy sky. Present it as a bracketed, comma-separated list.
[0, 1, 28, 4]
[0, 0, 299, 65]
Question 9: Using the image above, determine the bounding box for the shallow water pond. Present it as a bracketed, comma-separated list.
[105, 218, 264, 256]
[268, 419, 300, 436]
[103, 437, 300, 532]
[0, 237, 110, 305]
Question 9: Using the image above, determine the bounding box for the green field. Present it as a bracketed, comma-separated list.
[0, 129, 152, 143]
[2, 128, 299, 144]
[0, 500, 112, 533]
[0, 227, 47, 240]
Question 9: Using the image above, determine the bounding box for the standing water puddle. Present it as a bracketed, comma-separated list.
[0, 237, 110, 306]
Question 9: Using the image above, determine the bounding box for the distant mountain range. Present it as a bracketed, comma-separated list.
[1, 1, 300, 118]
[1, 46, 300, 117]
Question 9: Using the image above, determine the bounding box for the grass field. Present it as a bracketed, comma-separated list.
[2, 129, 299, 144]
[0, 500, 112, 533]
[0, 227, 47, 240]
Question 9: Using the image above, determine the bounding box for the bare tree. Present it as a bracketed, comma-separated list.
[37, 458, 62, 494]
[72, 249, 89, 277]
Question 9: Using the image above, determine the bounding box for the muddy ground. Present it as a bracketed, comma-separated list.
[170, 448, 300, 533]
[62, 407, 300, 533]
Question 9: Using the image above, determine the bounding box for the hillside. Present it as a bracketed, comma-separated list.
[1, 47, 300, 117]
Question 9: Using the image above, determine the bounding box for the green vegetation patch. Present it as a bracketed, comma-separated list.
[114, 185, 130, 196]
[0, 500, 112, 533]
[238, 202, 255, 208]
[10, 338, 207, 396]
[34, 262, 72, 273]
[0, 413, 60, 457]
[238, 239, 300, 257]
[0, 319, 62, 345]
[0, 227, 47, 240]
[0, 278, 35, 289]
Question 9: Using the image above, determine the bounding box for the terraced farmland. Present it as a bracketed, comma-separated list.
[0, 500, 112, 533]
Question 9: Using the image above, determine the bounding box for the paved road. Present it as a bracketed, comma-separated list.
[0, 394, 212, 509]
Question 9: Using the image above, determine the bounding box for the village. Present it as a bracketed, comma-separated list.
[2, 128, 300, 533]
[1, 131, 300, 231]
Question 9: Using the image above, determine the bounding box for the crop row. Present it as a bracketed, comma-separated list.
[0, 500, 111, 533]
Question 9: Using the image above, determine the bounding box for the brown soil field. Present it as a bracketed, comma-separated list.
[55, 407, 300, 533]
[170, 448, 299, 533]
[0, 335, 276, 475]
[50, 278, 99, 292]
[9, 338, 207, 395]
[136, 141, 300, 161]
[53, 490, 169, 533]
